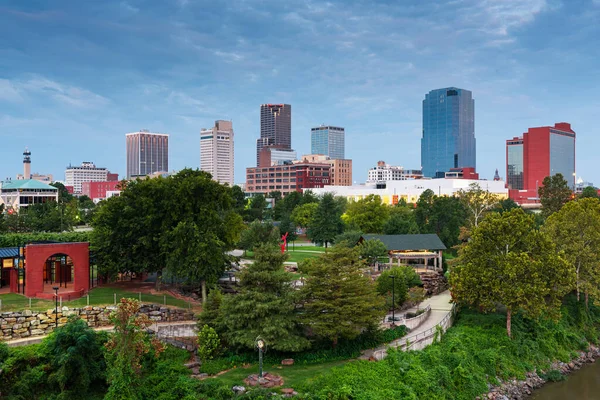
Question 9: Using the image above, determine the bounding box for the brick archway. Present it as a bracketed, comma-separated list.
[25, 242, 90, 299]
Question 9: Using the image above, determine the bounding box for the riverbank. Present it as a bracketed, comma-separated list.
[482, 345, 600, 400]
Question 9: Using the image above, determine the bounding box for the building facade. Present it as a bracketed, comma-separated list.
[246, 161, 331, 195]
[367, 161, 423, 184]
[258, 146, 297, 168]
[506, 122, 576, 204]
[65, 162, 109, 194]
[308, 178, 507, 206]
[311, 125, 345, 159]
[126, 131, 169, 178]
[256, 104, 291, 165]
[200, 120, 234, 186]
[421, 87, 476, 178]
[81, 181, 121, 201]
[300, 154, 352, 186]
[0, 180, 59, 210]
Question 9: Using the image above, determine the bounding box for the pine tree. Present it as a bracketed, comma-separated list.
[221, 245, 309, 351]
[307, 193, 343, 248]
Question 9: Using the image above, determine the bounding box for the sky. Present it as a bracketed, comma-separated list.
[0, 0, 599, 185]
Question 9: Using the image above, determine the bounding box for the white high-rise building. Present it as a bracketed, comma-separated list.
[65, 162, 108, 194]
[366, 161, 423, 184]
[200, 120, 234, 186]
[126, 130, 169, 179]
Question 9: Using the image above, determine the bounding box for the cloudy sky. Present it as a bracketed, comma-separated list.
[0, 0, 599, 184]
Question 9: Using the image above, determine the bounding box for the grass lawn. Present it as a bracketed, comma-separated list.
[0, 287, 190, 312]
[285, 251, 323, 263]
[211, 360, 350, 389]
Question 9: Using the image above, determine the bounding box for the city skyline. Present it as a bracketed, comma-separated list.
[1, 1, 599, 183]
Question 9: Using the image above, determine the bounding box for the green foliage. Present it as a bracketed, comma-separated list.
[0, 231, 90, 247]
[580, 186, 599, 199]
[345, 194, 390, 233]
[415, 190, 467, 248]
[300, 246, 386, 345]
[298, 299, 600, 400]
[245, 194, 267, 222]
[278, 212, 298, 242]
[307, 193, 344, 248]
[456, 182, 500, 228]
[407, 287, 426, 308]
[333, 230, 363, 247]
[291, 202, 318, 229]
[358, 238, 387, 266]
[198, 288, 226, 334]
[539, 173, 573, 218]
[238, 220, 280, 253]
[496, 198, 519, 214]
[222, 245, 310, 352]
[376, 266, 421, 307]
[451, 208, 575, 337]
[383, 206, 419, 235]
[198, 325, 221, 361]
[540, 369, 565, 382]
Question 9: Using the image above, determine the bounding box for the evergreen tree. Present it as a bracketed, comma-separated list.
[221, 245, 309, 351]
[300, 247, 385, 346]
[197, 288, 226, 335]
[539, 173, 572, 218]
[238, 220, 280, 254]
[307, 193, 344, 248]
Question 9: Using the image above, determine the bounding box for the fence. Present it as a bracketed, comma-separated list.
[0, 290, 193, 313]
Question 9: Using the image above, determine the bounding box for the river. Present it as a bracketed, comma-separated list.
[530, 361, 600, 399]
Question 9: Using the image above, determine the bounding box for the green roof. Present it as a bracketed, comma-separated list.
[360, 234, 447, 251]
[1, 179, 58, 191]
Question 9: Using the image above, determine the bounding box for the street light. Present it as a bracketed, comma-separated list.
[389, 275, 396, 326]
[256, 338, 266, 378]
[52, 286, 59, 329]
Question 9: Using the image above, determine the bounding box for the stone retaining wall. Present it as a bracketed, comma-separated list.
[0, 304, 195, 341]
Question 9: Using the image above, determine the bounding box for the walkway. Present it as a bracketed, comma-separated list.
[4, 321, 197, 348]
[360, 290, 453, 360]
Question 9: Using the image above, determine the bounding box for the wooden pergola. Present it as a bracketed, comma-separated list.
[359, 234, 446, 271]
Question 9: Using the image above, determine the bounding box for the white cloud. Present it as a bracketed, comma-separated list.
[120, 2, 139, 13]
[0, 79, 23, 102]
[214, 50, 244, 62]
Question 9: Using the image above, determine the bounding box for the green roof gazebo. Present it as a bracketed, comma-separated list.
[359, 234, 446, 271]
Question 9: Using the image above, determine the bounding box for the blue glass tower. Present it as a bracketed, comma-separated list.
[421, 88, 475, 178]
[311, 125, 345, 159]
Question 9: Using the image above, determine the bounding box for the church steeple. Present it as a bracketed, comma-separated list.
[493, 168, 500, 181]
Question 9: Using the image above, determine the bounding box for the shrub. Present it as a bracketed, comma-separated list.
[540, 369, 565, 382]
[198, 324, 220, 361]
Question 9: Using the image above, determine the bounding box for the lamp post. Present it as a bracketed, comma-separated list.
[389, 275, 396, 326]
[52, 286, 59, 329]
[256, 338, 266, 378]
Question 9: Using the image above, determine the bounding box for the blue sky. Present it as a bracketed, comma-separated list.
[1, 0, 599, 185]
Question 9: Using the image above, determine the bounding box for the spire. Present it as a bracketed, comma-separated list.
[23, 147, 31, 164]
[493, 168, 500, 181]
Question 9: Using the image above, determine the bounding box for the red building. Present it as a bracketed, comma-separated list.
[81, 181, 121, 200]
[444, 167, 479, 180]
[246, 161, 331, 195]
[506, 122, 576, 204]
[107, 172, 119, 182]
[65, 185, 74, 194]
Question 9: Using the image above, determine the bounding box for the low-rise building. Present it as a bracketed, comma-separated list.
[258, 146, 298, 167]
[65, 162, 110, 194]
[81, 181, 121, 201]
[367, 161, 423, 184]
[0, 180, 59, 210]
[307, 178, 507, 205]
[299, 154, 352, 186]
[246, 161, 331, 195]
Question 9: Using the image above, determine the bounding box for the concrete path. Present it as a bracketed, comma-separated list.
[361, 290, 453, 360]
[4, 321, 197, 348]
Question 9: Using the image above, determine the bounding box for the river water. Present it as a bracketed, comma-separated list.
[530, 361, 600, 399]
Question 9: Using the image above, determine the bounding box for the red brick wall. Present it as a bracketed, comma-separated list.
[24, 243, 90, 298]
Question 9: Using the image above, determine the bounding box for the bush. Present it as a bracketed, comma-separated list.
[540, 369, 565, 382]
[198, 324, 220, 361]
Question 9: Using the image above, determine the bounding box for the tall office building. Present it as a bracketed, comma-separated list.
[65, 162, 109, 194]
[421, 87, 476, 178]
[311, 125, 345, 159]
[126, 130, 169, 178]
[200, 120, 234, 186]
[256, 104, 291, 165]
[506, 122, 576, 204]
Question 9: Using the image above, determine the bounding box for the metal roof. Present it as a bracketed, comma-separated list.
[1, 179, 58, 191]
[360, 234, 447, 251]
[0, 247, 19, 259]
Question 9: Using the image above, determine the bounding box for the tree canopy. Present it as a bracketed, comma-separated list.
[345, 195, 390, 233]
[383, 205, 419, 235]
[580, 186, 599, 199]
[457, 183, 499, 229]
[539, 173, 572, 218]
[307, 193, 344, 248]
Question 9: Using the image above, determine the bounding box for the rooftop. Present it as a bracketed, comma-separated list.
[360, 234, 447, 251]
[1, 179, 58, 191]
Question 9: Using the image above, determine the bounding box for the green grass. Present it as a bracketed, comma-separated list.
[211, 360, 350, 389]
[0, 287, 190, 312]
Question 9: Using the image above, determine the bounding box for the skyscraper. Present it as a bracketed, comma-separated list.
[126, 130, 169, 178]
[421, 87, 476, 178]
[506, 122, 576, 204]
[256, 104, 291, 165]
[200, 120, 234, 186]
[311, 125, 345, 159]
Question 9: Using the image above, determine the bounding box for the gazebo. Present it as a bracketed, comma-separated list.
[359, 234, 446, 271]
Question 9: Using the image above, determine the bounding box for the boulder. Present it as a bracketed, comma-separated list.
[281, 359, 294, 366]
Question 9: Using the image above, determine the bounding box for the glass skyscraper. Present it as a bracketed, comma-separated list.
[421, 87, 476, 178]
[256, 104, 291, 166]
[311, 125, 345, 159]
[506, 138, 524, 190]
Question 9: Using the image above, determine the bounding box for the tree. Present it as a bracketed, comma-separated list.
[450, 208, 574, 337]
[278, 212, 298, 244]
[457, 183, 499, 228]
[198, 288, 226, 332]
[231, 185, 247, 214]
[357, 238, 387, 267]
[104, 298, 165, 400]
[307, 193, 344, 248]
[345, 195, 390, 233]
[580, 186, 599, 199]
[406, 287, 426, 310]
[415, 189, 435, 230]
[197, 325, 220, 361]
[496, 198, 519, 214]
[238, 220, 280, 254]
[222, 245, 309, 351]
[244, 194, 267, 222]
[291, 202, 318, 230]
[333, 230, 363, 248]
[543, 198, 600, 305]
[43, 316, 107, 398]
[0, 204, 5, 233]
[51, 182, 74, 203]
[77, 195, 96, 225]
[539, 173, 572, 218]
[383, 206, 419, 235]
[300, 246, 386, 346]
[376, 266, 422, 308]
[426, 196, 467, 248]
